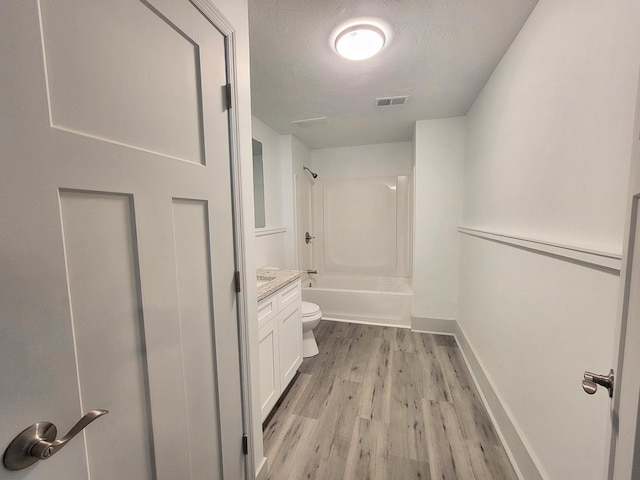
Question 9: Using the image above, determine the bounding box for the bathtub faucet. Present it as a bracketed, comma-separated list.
[306, 269, 318, 275]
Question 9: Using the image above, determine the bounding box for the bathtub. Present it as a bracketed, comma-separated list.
[301, 274, 412, 328]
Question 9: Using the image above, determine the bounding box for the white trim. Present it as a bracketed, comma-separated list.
[191, 2, 256, 479]
[255, 457, 268, 480]
[255, 227, 287, 237]
[190, 0, 234, 33]
[458, 226, 622, 271]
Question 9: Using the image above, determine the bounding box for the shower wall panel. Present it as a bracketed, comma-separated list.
[313, 176, 409, 276]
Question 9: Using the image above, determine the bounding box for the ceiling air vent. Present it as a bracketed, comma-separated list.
[290, 117, 327, 128]
[375, 95, 409, 107]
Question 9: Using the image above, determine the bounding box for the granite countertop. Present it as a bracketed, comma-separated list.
[257, 268, 303, 302]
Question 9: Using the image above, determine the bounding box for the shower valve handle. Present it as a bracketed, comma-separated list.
[305, 232, 315, 244]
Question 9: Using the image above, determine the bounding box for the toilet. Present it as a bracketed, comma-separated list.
[301, 301, 322, 357]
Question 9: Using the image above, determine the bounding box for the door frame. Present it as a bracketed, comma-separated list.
[608, 67, 640, 479]
[191, 1, 256, 477]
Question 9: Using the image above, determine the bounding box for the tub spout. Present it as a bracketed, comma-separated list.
[307, 270, 318, 275]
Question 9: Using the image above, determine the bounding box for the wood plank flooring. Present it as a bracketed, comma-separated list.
[263, 320, 518, 480]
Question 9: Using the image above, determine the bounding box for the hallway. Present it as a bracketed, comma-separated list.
[263, 320, 518, 479]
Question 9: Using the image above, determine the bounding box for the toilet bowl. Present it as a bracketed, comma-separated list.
[301, 301, 322, 357]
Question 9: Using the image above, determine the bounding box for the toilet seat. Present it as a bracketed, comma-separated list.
[301, 301, 321, 317]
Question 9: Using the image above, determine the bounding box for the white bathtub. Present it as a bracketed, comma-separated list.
[301, 274, 412, 328]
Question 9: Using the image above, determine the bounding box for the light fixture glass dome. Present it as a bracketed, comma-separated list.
[335, 25, 386, 61]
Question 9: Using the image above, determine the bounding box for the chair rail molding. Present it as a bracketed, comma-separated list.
[458, 226, 622, 272]
[255, 227, 287, 237]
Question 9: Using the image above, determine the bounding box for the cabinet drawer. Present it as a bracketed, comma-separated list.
[257, 295, 277, 329]
[277, 280, 301, 311]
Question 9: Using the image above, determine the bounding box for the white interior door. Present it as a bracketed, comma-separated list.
[0, 1, 244, 478]
[609, 71, 640, 478]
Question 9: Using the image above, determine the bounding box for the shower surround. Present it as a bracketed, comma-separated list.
[303, 176, 412, 327]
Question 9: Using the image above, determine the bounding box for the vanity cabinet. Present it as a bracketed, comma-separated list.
[257, 279, 302, 420]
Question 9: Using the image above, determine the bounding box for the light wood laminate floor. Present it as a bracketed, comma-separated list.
[263, 320, 518, 480]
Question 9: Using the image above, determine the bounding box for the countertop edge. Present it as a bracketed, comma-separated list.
[257, 269, 304, 302]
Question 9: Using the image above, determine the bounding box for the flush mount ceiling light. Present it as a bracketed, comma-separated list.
[334, 24, 386, 61]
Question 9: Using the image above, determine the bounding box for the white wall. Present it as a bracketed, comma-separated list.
[463, 2, 638, 251]
[412, 117, 465, 323]
[459, 236, 620, 480]
[311, 141, 412, 179]
[252, 117, 286, 229]
[290, 135, 312, 181]
[251, 118, 297, 269]
[459, 1, 640, 479]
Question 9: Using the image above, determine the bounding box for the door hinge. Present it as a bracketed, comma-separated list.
[225, 83, 232, 110]
[242, 434, 248, 455]
[234, 270, 241, 293]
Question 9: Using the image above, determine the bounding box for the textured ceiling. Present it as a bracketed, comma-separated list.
[248, 0, 539, 149]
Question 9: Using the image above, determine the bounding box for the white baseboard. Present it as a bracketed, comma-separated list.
[255, 456, 268, 480]
[411, 318, 547, 480]
[411, 316, 457, 334]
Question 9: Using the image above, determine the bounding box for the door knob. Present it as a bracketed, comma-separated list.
[582, 369, 614, 398]
[3, 409, 108, 471]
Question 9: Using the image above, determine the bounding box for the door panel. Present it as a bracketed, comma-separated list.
[172, 198, 223, 479]
[40, 0, 205, 163]
[0, 1, 243, 478]
[59, 190, 154, 478]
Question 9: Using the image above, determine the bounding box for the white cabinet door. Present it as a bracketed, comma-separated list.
[258, 318, 280, 420]
[278, 302, 303, 389]
[0, 1, 244, 478]
[257, 279, 303, 421]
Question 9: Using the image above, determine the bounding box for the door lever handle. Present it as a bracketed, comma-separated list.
[582, 369, 614, 398]
[3, 409, 108, 471]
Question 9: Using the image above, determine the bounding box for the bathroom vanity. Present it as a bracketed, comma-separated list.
[256, 270, 303, 420]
